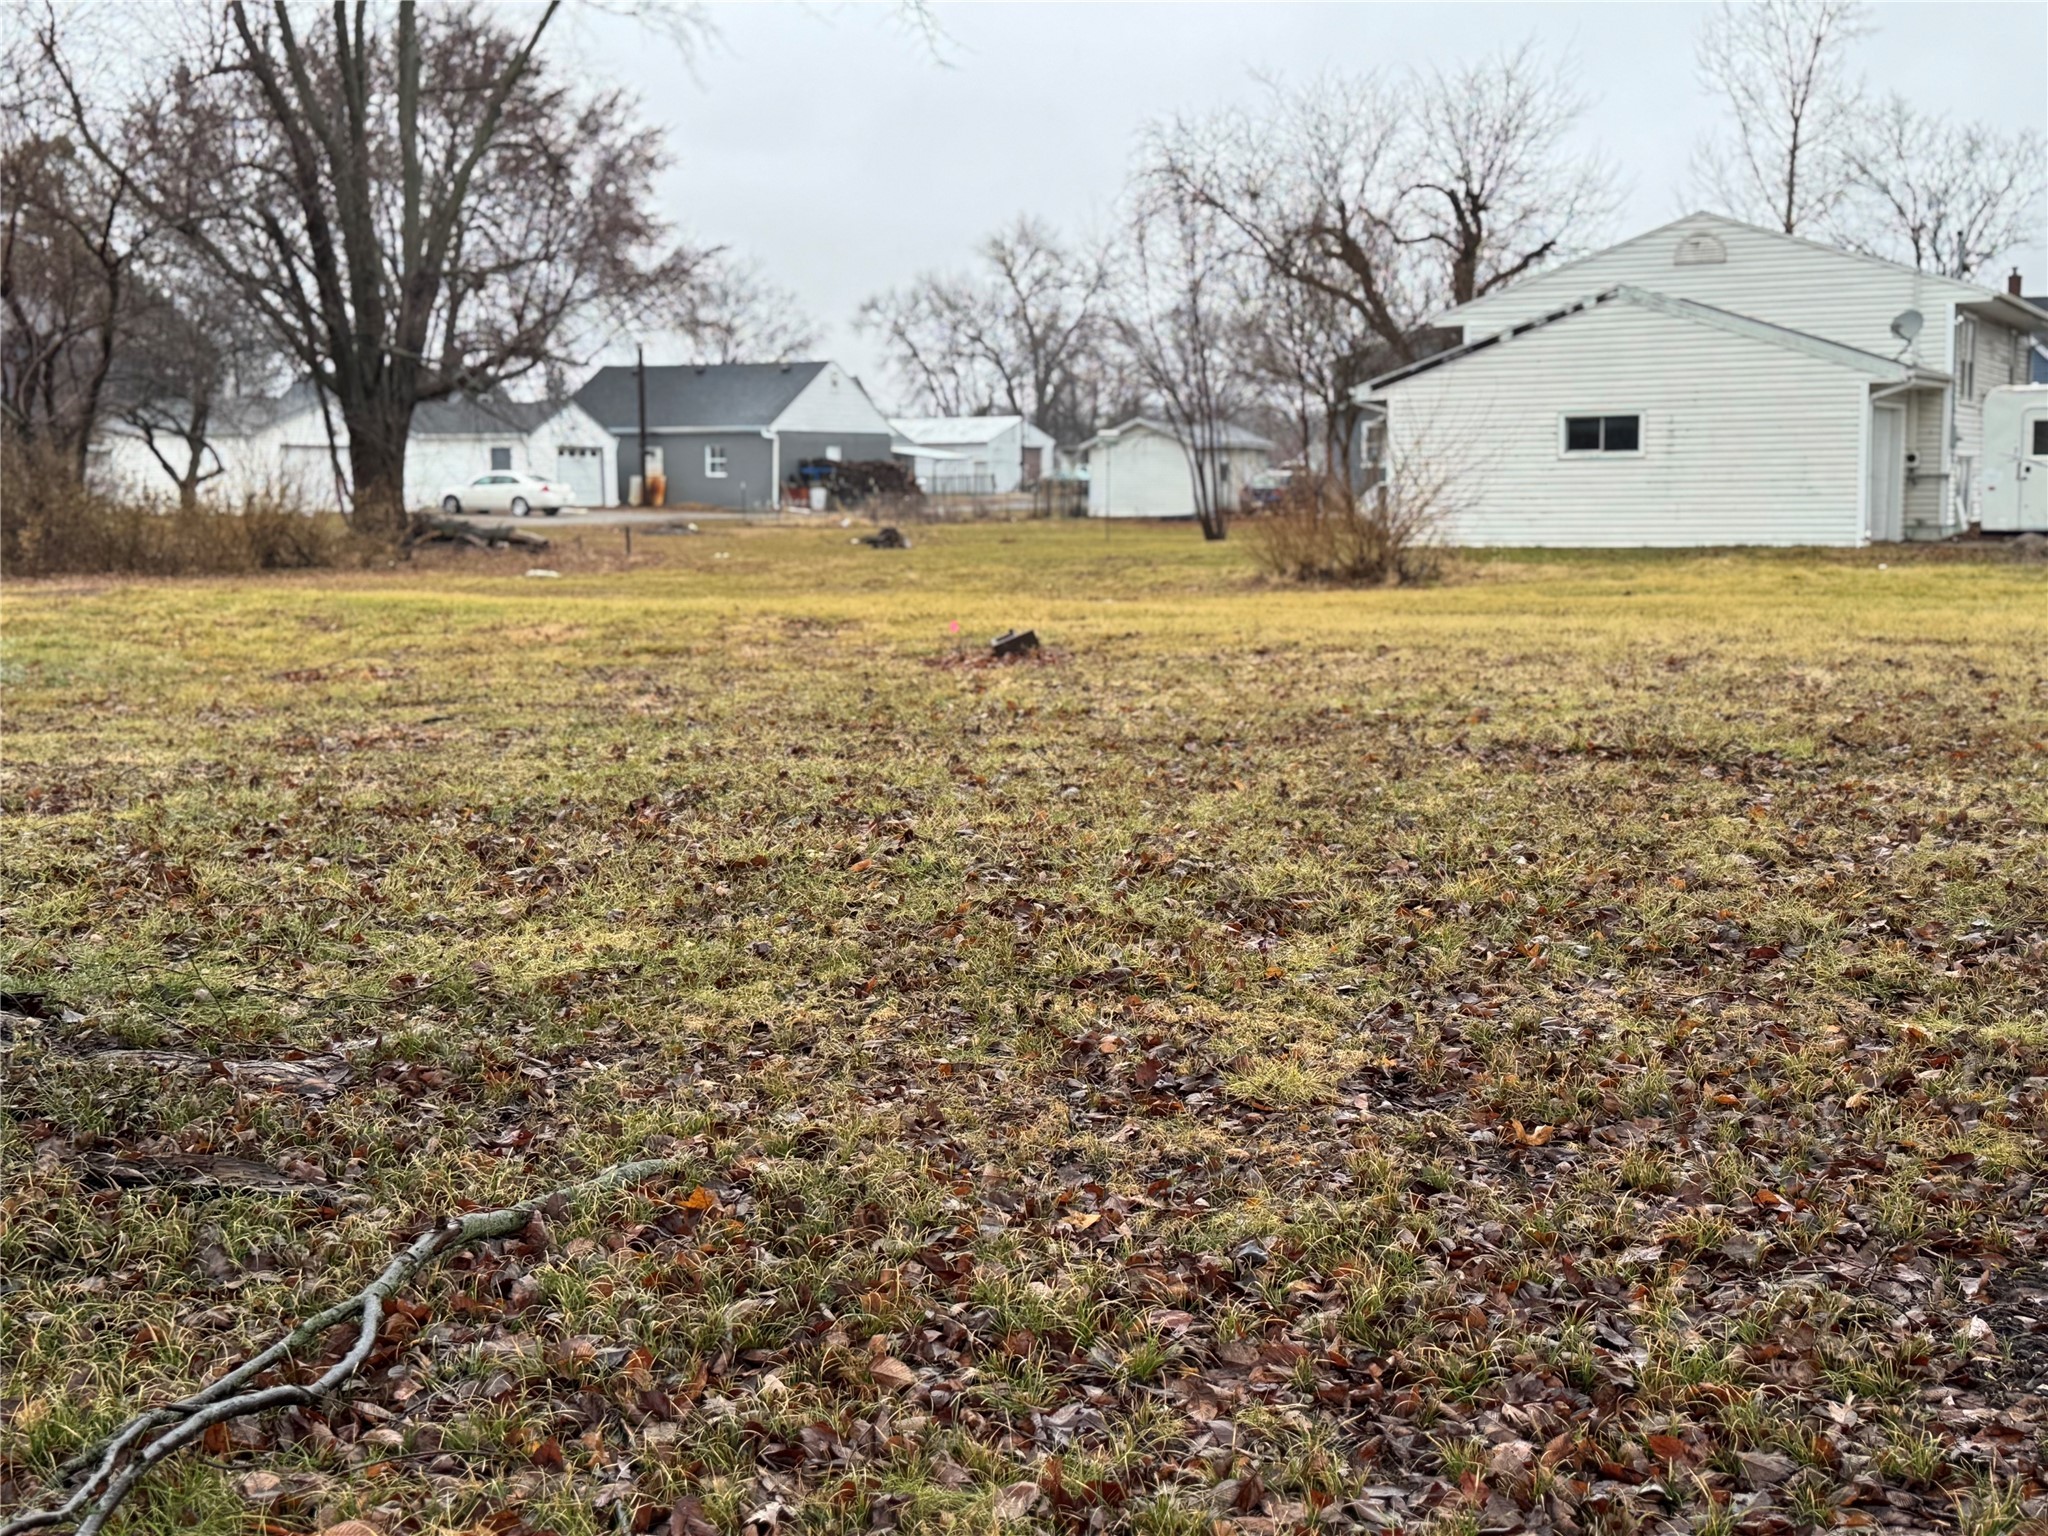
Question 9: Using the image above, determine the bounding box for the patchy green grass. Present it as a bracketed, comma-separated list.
[3, 523, 2046, 1536]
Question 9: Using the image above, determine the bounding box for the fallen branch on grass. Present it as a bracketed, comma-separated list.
[0, 1157, 684, 1536]
[402, 514, 552, 552]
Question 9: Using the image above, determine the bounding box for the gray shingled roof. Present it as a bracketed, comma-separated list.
[412, 397, 561, 436]
[574, 362, 827, 431]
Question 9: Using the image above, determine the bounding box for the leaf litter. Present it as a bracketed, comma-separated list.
[2, 528, 2046, 1535]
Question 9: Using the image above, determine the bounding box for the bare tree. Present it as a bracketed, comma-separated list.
[858, 217, 1111, 444]
[109, 256, 281, 507]
[0, 26, 160, 479]
[1146, 76, 1414, 367]
[1401, 44, 1617, 309]
[37, 1, 700, 541]
[1231, 254, 1375, 483]
[1109, 180, 1247, 541]
[670, 255, 817, 364]
[1693, 0, 1868, 235]
[1143, 51, 1606, 498]
[1835, 95, 2046, 280]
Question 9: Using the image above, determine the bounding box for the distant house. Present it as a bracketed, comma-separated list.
[1076, 417, 1274, 518]
[1358, 211, 2048, 546]
[573, 361, 893, 509]
[887, 415, 1057, 493]
[91, 383, 614, 508]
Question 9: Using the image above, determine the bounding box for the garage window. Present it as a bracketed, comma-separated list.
[705, 444, 728, 478]
[1562, 415, 1642, 454]
[2032, 420, 2048, 457]
[490, 447, 512, 471]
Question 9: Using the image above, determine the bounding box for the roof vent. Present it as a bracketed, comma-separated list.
[1674, 232, 1727, 266]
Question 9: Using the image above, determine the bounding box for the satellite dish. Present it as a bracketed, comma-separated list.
[1890, 310, 1924, 346]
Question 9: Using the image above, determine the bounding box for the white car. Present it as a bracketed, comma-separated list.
[438, 471, 572, 517]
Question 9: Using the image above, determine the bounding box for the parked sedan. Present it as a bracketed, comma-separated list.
[438, 471, 572, 517]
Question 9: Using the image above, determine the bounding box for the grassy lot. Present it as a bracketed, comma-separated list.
[4, 523, 2046, 1536]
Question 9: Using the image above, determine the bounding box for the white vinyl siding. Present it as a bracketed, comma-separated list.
[770, 364, 896, 436]
[1085, 426, 1270, 518]
[1088, 430, 1195, 517]
[1376, 298, 1868, 546]
[1445, 214, 1978, 372]
[1902, 391, 1946, 537]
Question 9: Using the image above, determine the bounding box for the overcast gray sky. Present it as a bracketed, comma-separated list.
[576, 2, 2048, 411]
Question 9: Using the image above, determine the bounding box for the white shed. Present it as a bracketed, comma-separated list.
[1077, 417, 1273, 518]
[887, 414, 1057, 493]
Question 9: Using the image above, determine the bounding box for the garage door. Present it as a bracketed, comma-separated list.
[556, 446, 605, 508]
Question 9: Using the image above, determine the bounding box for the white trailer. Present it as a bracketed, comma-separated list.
[1979, 386, 2048, 532]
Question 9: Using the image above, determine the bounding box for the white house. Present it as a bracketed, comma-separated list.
[1077, 417, 1274, 518]
[1359, 212, 2048, 546]
[92, 384, 616, 509]
[887, 415, 1057, 494]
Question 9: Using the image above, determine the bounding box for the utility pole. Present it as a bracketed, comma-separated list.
[635, 343, 648, 507]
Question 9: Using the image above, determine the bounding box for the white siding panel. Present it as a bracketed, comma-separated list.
[771, 364, 895, 435]
[1902, 390, 1946, 537]
[1447, 215, 1975, 373]
[1378, 299, 1868, 546]
[1087, 429, 1269, 517]
[1090, 431, 1194, 516]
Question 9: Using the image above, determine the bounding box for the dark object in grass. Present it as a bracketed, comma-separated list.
[992, 628, 1040, 659]
[403, 514, 551, 552]
[0, 1156, 686, 1536]
[862, 526, 909, 549]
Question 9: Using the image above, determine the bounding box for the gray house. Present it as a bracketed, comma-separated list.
[573, 361, 895, 509]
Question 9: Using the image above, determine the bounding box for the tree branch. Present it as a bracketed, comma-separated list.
[0, 1156, 687, 1536]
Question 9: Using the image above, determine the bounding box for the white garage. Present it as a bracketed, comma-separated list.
[402, 398, 615, 509]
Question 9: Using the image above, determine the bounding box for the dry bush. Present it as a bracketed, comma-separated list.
[1247, 467, 1452, 585]
[1, 443, 357, 577]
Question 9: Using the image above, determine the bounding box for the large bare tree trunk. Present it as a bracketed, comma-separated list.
[344, 402, 411, 539]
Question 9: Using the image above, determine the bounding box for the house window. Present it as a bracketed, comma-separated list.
[705, 444, 728, 478]
[490, 447, 512, 471]
[1957, 318, 1977, 399]
[824, 445, 843, 462]
[1562, 415, 1641, 454]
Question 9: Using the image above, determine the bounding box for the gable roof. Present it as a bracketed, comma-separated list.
[573, 362, 828, 432]
[412, 397, 563, 437]
[890, 414, 1025, 447]
[1366, 285, 1950, 396]
[1437, 211, 2001, 328]
[1079, 416, 1274, 453]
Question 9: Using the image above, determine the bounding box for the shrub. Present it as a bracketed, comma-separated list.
[1, 443, 357, 577]
[1247, 468, 1451, 586]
